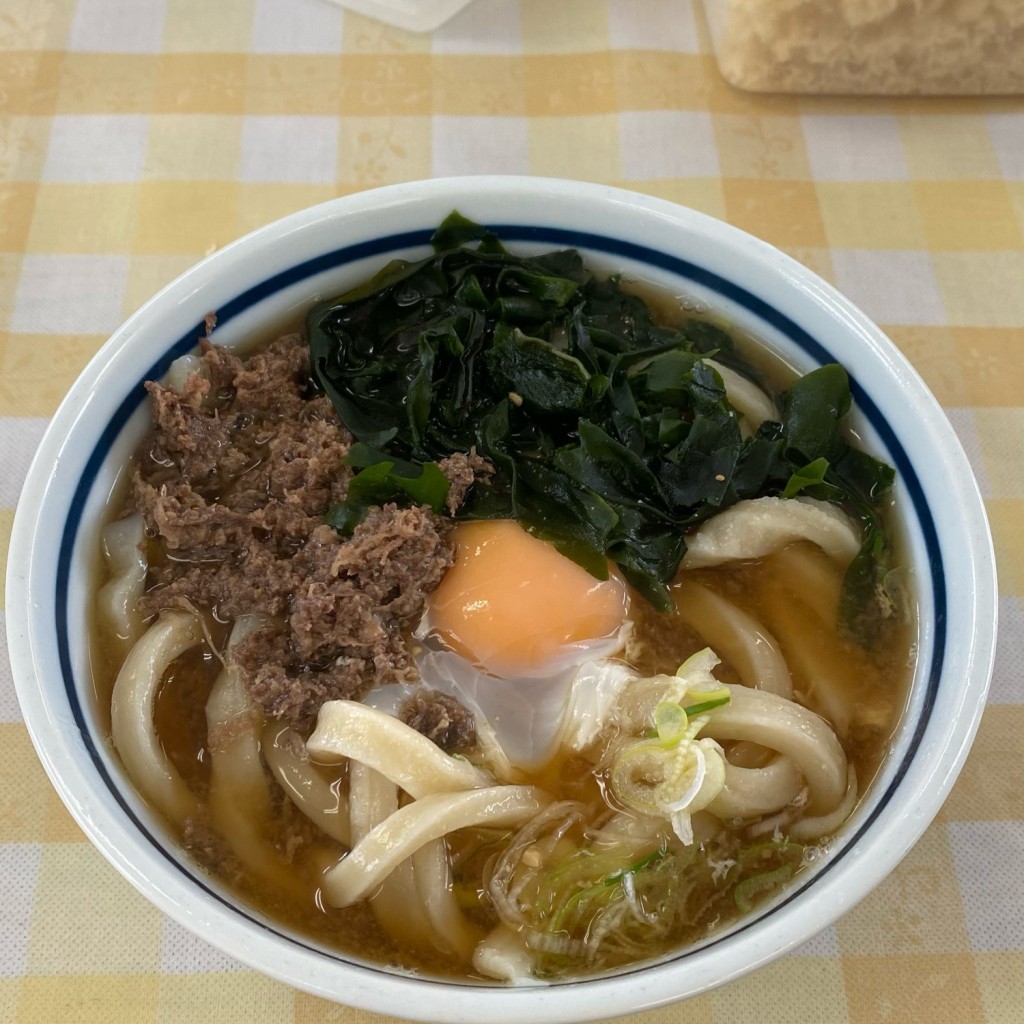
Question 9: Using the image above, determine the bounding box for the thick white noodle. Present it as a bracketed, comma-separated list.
[700, 684, 848, 815]
[412, 839, 482, 960]
[772, 544, 843, 628]
[756, 563, 855, 737]
[472, 923, 536, 985]
[755, 578, 853, 737]
[709, 755, 804, 819]
[262, 724, 350, 847]
[788, 765, 859, 841]
[374, 675, 518, 784]
[307, 700, 492, 798]
[681, 496, 861, 569]
[206, 615, 306, 894]
[111, 610, 203, 825]
[97, 513, 148, 651]
[348, 762, 437, 949]
[705, 359, 777, 433]
[672, 580, 792, 698]
[348, 760, 392, 843]
[323, 786, 550, 907]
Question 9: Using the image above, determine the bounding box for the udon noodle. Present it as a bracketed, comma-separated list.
[95, 236, 914, 982]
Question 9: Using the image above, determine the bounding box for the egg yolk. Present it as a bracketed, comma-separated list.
[426, 520, 629, 679]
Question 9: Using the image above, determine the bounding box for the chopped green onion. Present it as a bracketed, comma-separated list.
[608, 661, 731, 842]
[676, 648, 720, 679]
[683, 695, 731, 717]
[551, 881, 610, 933]
[685, 687, 729, 703]
[733, 864, 795, 913]
[609, 738, 708, 822]
[603, 848, 666, 887]
[655, 701, 688, 746]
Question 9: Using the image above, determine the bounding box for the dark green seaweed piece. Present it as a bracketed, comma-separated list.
[325, 442, 450, 534]
[309, 213, 897, 638]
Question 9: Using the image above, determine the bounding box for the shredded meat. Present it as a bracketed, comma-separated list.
[438, 450, 494, 514]
[133, 330, 480, 734]
[399, 689, 477, 753]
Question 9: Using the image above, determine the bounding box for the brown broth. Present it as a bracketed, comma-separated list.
[93, 543, 913, 979]
[92, 275, 916, 980]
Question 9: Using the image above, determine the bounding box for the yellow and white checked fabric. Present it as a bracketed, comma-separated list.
[1, 1, 1023, 1022]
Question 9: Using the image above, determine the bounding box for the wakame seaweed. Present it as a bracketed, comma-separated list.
[309, 212, 897, 636]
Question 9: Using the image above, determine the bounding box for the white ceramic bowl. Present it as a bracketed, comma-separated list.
[6, 177, 997, 1023]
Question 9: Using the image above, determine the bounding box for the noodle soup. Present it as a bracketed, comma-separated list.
[95, 218, 915, 982]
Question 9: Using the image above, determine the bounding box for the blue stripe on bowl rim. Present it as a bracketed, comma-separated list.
[55, 225, 946, 986]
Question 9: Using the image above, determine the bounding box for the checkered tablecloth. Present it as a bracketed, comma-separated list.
[2, 1, 1022, 1022]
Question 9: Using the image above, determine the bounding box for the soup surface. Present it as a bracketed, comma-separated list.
[96, 219, 915, 982]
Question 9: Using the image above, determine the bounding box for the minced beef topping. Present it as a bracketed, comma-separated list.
[399, 689, 477, 753]
[437, 451, 494, 514]
[131, 330, 488, 736]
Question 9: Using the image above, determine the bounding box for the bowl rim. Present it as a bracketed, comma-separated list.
[5, 176, 998, 1023]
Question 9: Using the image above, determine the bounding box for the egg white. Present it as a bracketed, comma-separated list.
[408, 624, 634, 772]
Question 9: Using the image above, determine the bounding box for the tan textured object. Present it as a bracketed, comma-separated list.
[702, 0, 1024, 94]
